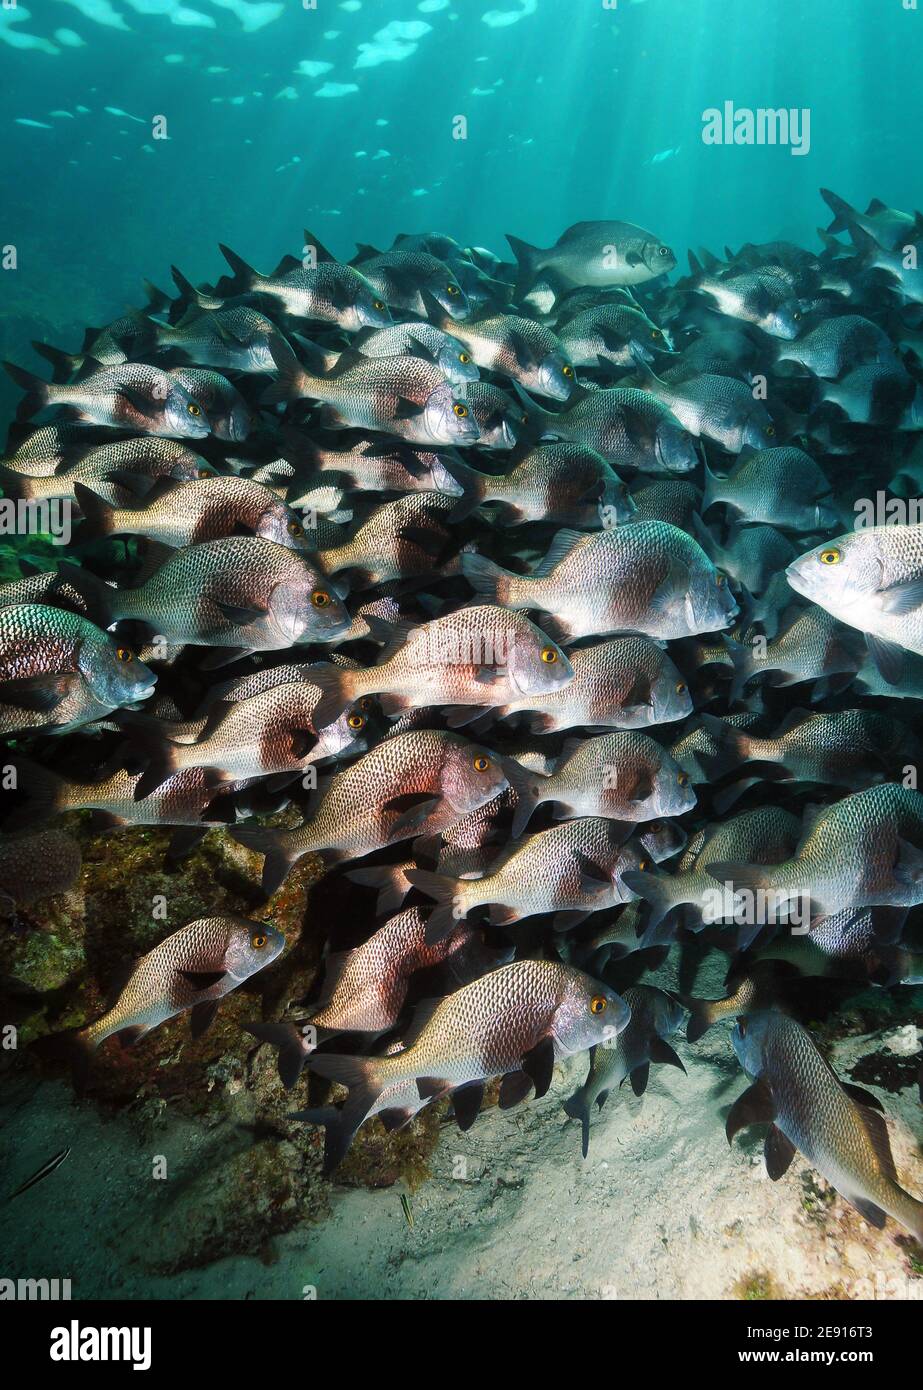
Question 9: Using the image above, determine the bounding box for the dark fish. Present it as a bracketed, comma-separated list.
[9, 1148, 71, 1200]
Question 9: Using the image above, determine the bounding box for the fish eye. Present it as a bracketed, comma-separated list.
[197, 467, 211, 479]
[562, 364, 574, 378]
[472, 754, 491, 772]
[638, 857, 650, 872]
[792, 310, 802, 322]
[520, 413, 528, 425]
[675, 681, 687, 694]
[658, 247, 670, 257]
[287, 520, 304, 537]
[373, 300, 385, 311]
[446, 284, 460, 296]
[459, 352, 471, 364]
[590, 995, 608, 1015]
[541, 646, 558, 664]
[677, 771, 689, 787]
[716, 572, 727, 589]
[766, 424, 776, 437]
[358, 696, 374, 711]
[250, 932, 268, 949]
[311, 588, 332, 608]
[187, 402, 202, 417]
[116, 646, 133, 663]
[453, 403, 468, 418]
[819, 548, 841, 565]
[347, 712, 366, 730]
[651, 329, 663, 341]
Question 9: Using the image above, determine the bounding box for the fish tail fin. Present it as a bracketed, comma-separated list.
[621, 868, 681, 933]
[404, 867, 465, 944]
[346, 863, 411, 917]
[701, 456, 724, 512]
[72, 480, 117, 540]
[307, 660, 355, 729]
[262, 337, 310, 405]
[460, 550, 515, 605]
[231, 826, 301, 896]
[819, 187, 855, 234]
[0, 752, 66, 829]
[3, 361, 53, 421]
[678, 994, 718, 1044]
[505, 233, 542, 295]
[301, 1053, 386, 1171]
[501, 754, 546, 837]
[444, 460, 488, 522]
[30, 340, 83, 383]
[245, 1021, 319, 1090]
[287, 1105, 360, 1177]
[562, 1087, 592, 1159]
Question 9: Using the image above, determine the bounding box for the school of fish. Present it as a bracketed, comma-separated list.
[1, 189, 922, 1239]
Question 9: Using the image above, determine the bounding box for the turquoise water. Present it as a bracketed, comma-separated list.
[2, 0, 921, 398]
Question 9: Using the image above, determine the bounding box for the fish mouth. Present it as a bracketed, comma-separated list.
[783, 560, 810, 598]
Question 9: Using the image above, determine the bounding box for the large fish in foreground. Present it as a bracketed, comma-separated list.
[729, 1011, 923, 1240]
[507, 221, 676, 293]
[304, 960, 631, 1172]
[0, 603, 155, 737]
[786, 524, 923, 683]
[232, 729, 509, 893]
[463, 521, 737, 642]
[306, 606, 573, 728]
[563, 985, 686, 1157]
[63, 915, 285, 1091]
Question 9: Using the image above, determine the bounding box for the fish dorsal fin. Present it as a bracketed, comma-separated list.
[532, 527, 586, 577]
[302, 230, 339, 265]
[866, 198, 887, 214]
[363, 613, 417, 661]
[772, 706, 812, 738]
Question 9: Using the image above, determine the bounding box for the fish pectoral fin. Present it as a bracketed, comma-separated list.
[498, 1070, 533, 1110]
[179, 968, 227, 990]
[877, 577, 923, 616]
[115, 1024, 150, 1049]
[451, 1081, 485, 1133]
[865, 633, 904, 685]
[848, 1196, 888, 1230]
[190, 999, 220, 1039]
[214, 599, 269, 626]
[117, 385, 160, 418]
[726, 1077, 776, 1144]
[0, 674, 74, 712]
[629, 1062, 650, 1097]
[395, 523, 445, 558]
[521, 1035, 555, 1099]
[842, 1082, 885, 1114]
[649, 1036, 687, 1074]
[763, 1124, 797, 1181]
[393, 396, 425, 421]
[383, 791, 442, 836]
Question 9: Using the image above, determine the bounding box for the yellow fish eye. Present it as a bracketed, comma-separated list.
[820, 548, 841, 565]
[792, 310, 802, 321]
[187, 402, 202, 417]
[251, 932, 268, 949]
[446, 284, 460, 296]
[347, 712, 366, 730]
[675, 681, 687, 695]
[116, 646, 133, 663]
[638, 857, 650, 872]
[651, 328, 662, 341]
[562, 364, 574, 378]
[287, 520, 304, 537]
[459, 352, 470, 364]
[473, 754, 491, 772]
[716, 572, 727, 589]
[311, 589, 331, 608]
[373, 300, 385, 311]
[197, 467, 211, 478]
[590, 995, 608, 1015]
[453, 402, 468, 417]
[541, 646, 558, 664]
[677, 771, 689, 787]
